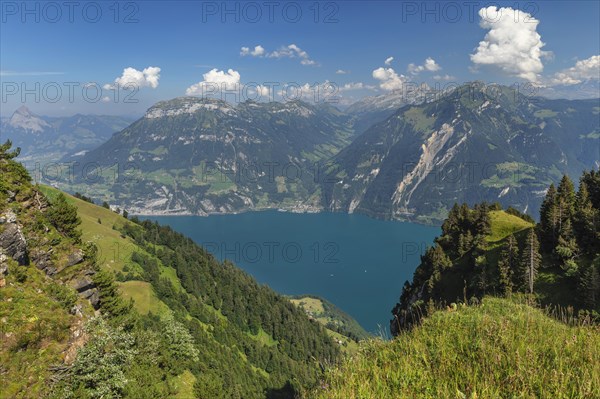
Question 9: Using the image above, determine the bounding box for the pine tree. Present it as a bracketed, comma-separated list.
[539, 183, 558, 250]
[579, 259, 600, 309]
[93, 270, 132, 318]
[0, 139, 20, 160]
[423, 244, 451, 298]
[474, 202, 491, 237]
[581, 169, 600, 210]
[521, 229, 542, 294]
[556, 175, 576, 232]
[554, 235, 579, 276]
[46, 193, 82, 241]
[574, 181, 599, 253]
[498, 234, 518, 296]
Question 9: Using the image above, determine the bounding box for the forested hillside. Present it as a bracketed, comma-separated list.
[391, 171, 600, 334]
[0, 140, 342, 398]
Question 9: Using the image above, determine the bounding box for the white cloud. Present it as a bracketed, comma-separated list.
[101, 96, 111, 103]
[240, 44, 318, 66]
[336, 69, 349, 74]
[255, 84, 271, 97]
[276, 81, 341, 103]
[408, 57, 441, 74]
[240, 45, 265, 57]
[550, 55, 600, 86]
[385, 57, 394, 66]
[372, 67, 408, 91]
[186, 68, 241, 95]
[104, 66, 161, 90]
[267, 44, 318, 66]
[470, 6, 550, 82]
[433, 74, 456, 81]
[338, 82, 376, 92]
[241, 44, 318, 66]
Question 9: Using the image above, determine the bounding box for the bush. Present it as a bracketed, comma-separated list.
[55, 317, 136, 398]
[46, 282, 78, 310]
[12, 265, 28, 283]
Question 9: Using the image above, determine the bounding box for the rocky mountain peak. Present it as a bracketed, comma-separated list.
[7, 105, 50, 133]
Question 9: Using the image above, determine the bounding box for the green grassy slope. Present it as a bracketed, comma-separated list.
[39, 186, 174, 317]
[289, 295, 370, 350]
[308, 297, 600, 399]
[37, 185, 343, 398]
[486, 210, 534, 245]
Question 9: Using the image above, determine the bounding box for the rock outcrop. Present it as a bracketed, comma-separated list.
[0, 211, 29, 266]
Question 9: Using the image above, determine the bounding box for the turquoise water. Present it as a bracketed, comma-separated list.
[144, 211, 439, 334]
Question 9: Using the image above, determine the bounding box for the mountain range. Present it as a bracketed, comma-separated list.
[60, 97, 355, 215]
[0, 106, 133, 164]
[8, 82, 600, 224]
[323, 82, 599, 223]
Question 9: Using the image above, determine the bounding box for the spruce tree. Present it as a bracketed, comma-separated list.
[521, 229, 542, 294]
[46, 193, 82, 241]
[556, 175, 576, 232]
[554, 235, 579, 276]
[498, 234, 518, 296]
[539, 183, 558, 250]
[0, 139, 20, 160]
[574, 181, 599, 253]
[579, 258, 600, 309]
[581, 169, 600, 210]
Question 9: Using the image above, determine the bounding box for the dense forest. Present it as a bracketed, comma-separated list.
[391, 171, 600, 334]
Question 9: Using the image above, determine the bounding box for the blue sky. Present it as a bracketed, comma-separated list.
[1, 0, 599, 116]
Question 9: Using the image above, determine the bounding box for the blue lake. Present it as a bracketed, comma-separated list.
[144, 211, 439, 334]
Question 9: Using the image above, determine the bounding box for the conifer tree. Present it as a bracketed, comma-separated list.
[556, 175, 576, 232]
[521, 229, 542, 294]
[581, 169, 600, 209]
[574, 181, 599, 253]
[0, 139, 20, 160]
[46, 193, 82, 241]
[579, 259, 600, 309]
[539, 183, 558, 250]
[498, 234, 518, 296]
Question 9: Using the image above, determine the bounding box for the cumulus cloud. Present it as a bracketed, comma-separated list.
[256, 85, 272, 97]
[470, 6, 550, 82]
[186, 68, 241, 95]
[433, 74, 456, 81]
[240, 45, 265, 57]
[408, 57, 441, 74]
[372, 67, 408, 91]
[267, 44, 318, 66]
[275, 81, 341, 102]
[338, 82, 376, 92]
[550, 55, 600, 85]
[240, 43, 318, 66]
[385, 57, 394, 66]
[104, 66, 161, 90]
[336, 69, 349, 74]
